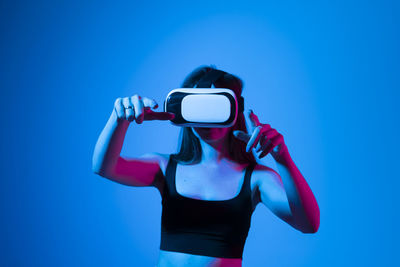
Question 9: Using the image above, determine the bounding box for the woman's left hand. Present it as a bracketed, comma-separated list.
[233, 109, 290, 163]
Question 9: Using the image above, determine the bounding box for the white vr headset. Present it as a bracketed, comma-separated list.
[164, 69, 244, 127]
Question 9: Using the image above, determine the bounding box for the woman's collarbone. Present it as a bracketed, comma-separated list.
[175, 164, 245, 200]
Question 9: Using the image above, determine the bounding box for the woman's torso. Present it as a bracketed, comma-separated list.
[154, 154, 260, 267]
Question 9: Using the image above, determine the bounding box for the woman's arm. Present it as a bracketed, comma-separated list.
[271, 153, 320, 233]
[92, 96, 174, 187]
[234, 110, 320, 233]
[92, 108, 130, 176]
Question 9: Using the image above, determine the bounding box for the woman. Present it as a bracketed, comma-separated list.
[92, 66, 320, 267]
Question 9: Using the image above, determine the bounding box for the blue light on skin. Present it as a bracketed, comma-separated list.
[191, 84, 235, 165]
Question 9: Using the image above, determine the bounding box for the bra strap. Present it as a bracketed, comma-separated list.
[165, 154, 176, 182]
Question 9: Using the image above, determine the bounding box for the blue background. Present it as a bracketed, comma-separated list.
[1, 1, 399, 266]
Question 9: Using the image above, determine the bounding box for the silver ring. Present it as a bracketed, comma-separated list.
[125, 106, 133, 109]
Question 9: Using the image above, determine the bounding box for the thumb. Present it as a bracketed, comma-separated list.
[233, 130, 251, 143]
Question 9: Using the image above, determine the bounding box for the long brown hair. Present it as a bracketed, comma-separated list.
[172, 65, 257, 166]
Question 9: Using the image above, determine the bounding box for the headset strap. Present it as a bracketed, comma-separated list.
[195, 69, 226, 88]
[238, 96, 244, 113]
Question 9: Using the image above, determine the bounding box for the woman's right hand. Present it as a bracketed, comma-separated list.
[114, 94, 175, 124]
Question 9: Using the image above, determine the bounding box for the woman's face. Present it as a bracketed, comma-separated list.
[193, 127, 231, 142]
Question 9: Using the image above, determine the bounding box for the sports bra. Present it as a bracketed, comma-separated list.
[160, 154, 256, 259]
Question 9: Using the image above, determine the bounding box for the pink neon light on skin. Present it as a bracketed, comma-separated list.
[92, 94, 320, 267]
[233, 109, 320, 233]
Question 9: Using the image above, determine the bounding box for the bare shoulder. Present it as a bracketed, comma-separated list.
[251, 163, 282, 192]
[138, 152, 170, 193]
[139, 152, 170, 176]
[252, 163, 281, 178]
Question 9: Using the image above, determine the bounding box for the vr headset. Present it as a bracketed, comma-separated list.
[164, 69, 244, 127]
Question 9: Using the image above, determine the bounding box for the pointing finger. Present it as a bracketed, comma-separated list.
[249, 109, 261, 127]
[144, 109, 175, 121]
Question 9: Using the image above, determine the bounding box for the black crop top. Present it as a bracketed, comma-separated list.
[160, 154, 256, 259]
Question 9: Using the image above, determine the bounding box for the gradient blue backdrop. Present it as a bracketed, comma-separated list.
[1, 1, 399, 266]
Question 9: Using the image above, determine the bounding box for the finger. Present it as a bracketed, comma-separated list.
[259, 137, 277, 158]
[259, 134, 283, 159]
[122, 97, 135, 121]
[258, 129, 282, 157]
[255, 135, 268, 152]
[144, 109, 175, 121]
[248, 109, 261, 128]
[130, 95, 144, 124]
[246, 126, 262, 152]
[255, 140, 262, 152]
[114, 98, 125, 119]
[233, 130, 251, 143]
[248, 133, 262, 153]
[260, 128, 279, 141]
[136, 96, 145, 124]
[255, 128, 278, 152]
[259, 124, 272, 133]
[142, 97, 158, 109]
[257, 137, 271, 153]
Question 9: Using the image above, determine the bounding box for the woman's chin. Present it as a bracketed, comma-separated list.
[194, 127, 229, 141]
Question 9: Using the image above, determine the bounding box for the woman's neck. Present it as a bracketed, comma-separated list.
[198, 136, 233, 166]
